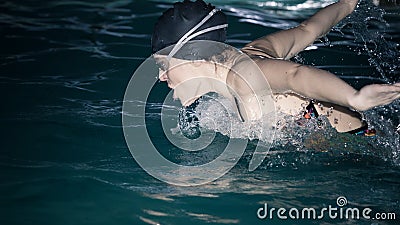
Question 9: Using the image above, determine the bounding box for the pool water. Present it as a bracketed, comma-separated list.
[1, 0, 399, 224]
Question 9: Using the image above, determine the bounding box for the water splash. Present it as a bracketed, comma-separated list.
[194, 94, 275, 142]
[364, 102, 400, 165]
[338, 0, 400, 82]
[191, 94, 400, 167]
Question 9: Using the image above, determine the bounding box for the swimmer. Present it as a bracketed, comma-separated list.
[151, 0, 400, 137]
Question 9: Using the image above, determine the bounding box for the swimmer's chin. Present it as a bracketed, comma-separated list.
[167, 82, 174, 89]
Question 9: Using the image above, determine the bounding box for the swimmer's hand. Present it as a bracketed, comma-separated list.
[349, 83, 400, 111]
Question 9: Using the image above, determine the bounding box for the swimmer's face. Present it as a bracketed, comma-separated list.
[154, 55, 206, 89]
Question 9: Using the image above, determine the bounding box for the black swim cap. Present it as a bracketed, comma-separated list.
[152, 0, 227, 54]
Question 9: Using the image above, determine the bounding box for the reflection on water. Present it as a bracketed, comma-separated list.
[1, 0, 399, 224]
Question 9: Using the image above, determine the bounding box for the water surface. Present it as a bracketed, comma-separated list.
[1, 0, 399, 224]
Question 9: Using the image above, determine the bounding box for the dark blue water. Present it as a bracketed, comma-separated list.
[1, 0, 399, 224]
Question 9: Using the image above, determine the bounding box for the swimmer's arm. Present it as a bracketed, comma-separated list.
[257, 59, 400, 111]
[242, 0, 358, 59]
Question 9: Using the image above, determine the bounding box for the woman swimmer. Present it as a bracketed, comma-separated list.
[151, 0, 400, 137]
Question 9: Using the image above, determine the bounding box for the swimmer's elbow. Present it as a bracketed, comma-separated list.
[282, 23, 321, 59]
[299, 21, 324, 39]
[286, 64, 305, 93]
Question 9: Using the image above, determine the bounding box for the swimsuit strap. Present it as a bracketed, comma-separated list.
[347, 123, 376, 136]
[303, 102, 319, 119]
